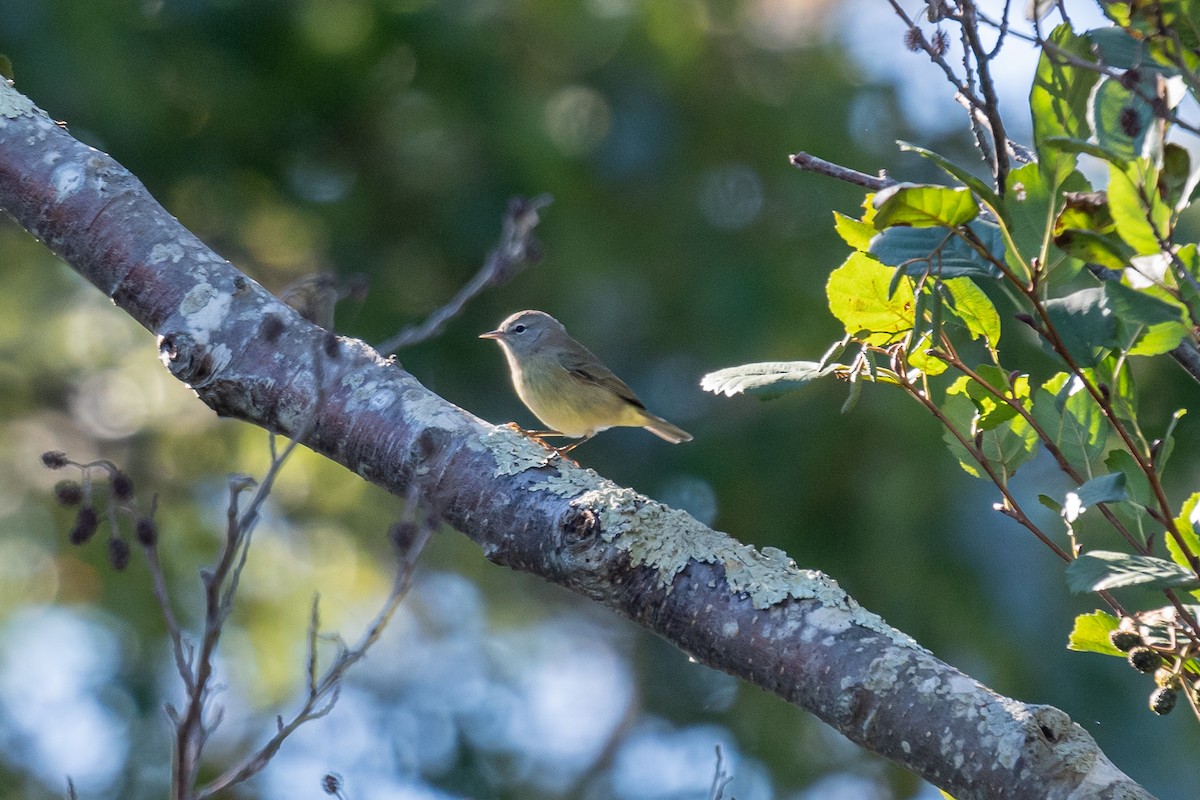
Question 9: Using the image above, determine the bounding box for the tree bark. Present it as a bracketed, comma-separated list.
[0, 79, 1156, 800]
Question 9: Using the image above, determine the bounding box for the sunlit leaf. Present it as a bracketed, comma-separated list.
[833, 211, 876, 252]
[897, 141, 1002, 213]
[1067, 610, 1123, 656]
[1054, 190, 1113, 234]
[1108, 160, 1169, 255]
[1003, 163, 1054, 268]
[1173, 244, 1200, 309]
[1104, 280, 1189, 356]
[952, 365, 1027, 431]
[1031, 24, 1100, 184]
[1168, 492, 1200, 572]
[906, 330, 948, 377]
[827, 253, 915, 346]
[872, 184, 979, 229]
[1053, 228, 1133, 271]
[700, 361, 836, 398]
[943, 277, 1001, 346]
[1066, 550, 1199, 593]
[941, 379, 1037, 479]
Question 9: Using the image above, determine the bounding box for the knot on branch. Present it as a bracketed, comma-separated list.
[553, 506, 625, 598]
[562, 507, 601, 549]
[1031, 705, 1072, 744]
[159, 331, 229, 389]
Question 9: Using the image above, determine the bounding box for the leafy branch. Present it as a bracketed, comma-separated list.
[705, 0, 1200, 720]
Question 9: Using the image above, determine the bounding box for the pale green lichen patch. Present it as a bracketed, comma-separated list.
[569, 484, 869, 610]
[529, 466, 599, 496]
[484, 427, 561, 476]
[0, 81, 42, 119]
[400, 389, 476, 439]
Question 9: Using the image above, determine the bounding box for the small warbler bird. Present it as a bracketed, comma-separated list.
[480, 310, 692, 454]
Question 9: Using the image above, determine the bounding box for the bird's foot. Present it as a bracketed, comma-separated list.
[503, 423, 577, 465]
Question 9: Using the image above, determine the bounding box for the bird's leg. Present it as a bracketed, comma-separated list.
[552, 434, 593, 456]
[503, 423, 569, 453]
[500, 423, 589, 464]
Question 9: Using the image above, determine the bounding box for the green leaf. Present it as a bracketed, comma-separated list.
[1108, 160, 1169, 255]
[1032, 372, 1108, 477]
[1041, 136, 1128, 166]
[897, 141, 1002, 214]
[941, 380, 1037, 480]
[1168, 492, 1200, 572]
[700, 361, 836, 398]
[1067, 610, 1123, 656]
[943, 277, 1001, 346]
[1003, 162, 1055, 269]
[1054, 189, 1113, 234]
[1066, 550, 1200, 593]
[1075, 472, 1128, 506]
[1089, 26, 1181, 75]
[1104, 449, 1154, 506]
[1160, 143, 1195, 212]
[1155, 407, 1185, 473]
[827, 253, 915, 346]
[1031, 24, 1101, 184]
[1104, 281, 1189, 356]
[1039, 493, 1063, 512]
[947, 368, 1017, 431]
[833, 211, 876, 252]
[1085, 355, 1138, 426]
[873, 184, 979, 229]
[868, 222, 1004, 279]
[1091, 73, 1162, 164]
[1174, 244, 1200, 309]
[1053, 228, 1134, 271]
[1044, 287, 1116, 366]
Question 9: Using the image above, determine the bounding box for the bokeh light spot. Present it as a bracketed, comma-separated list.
[545, 85, 612, 157]
[698, 163, 764, 230]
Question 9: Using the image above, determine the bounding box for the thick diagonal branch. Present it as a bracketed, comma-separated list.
[0, 80, 1154, 800]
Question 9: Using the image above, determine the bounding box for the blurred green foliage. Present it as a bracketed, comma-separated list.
[1, 1, 1198, 799]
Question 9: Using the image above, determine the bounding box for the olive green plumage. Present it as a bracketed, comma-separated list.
[480, 310, 692, 452]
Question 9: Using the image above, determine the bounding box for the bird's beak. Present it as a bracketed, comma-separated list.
[479, 329, 503, 340]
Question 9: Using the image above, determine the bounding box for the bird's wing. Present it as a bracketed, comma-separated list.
[557, 349, 646, 409]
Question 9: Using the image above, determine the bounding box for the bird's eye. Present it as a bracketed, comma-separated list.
[512, 324, 527, 334]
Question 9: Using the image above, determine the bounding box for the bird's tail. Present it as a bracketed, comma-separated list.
[640, 412, 693, 444]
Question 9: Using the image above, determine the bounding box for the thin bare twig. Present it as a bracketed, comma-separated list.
[376, 194, 552, 354]
[958, 2, 1011, 188]
[892, 345, 1074, 562]
[708, 745, 735, 800]
[787, 152, 895, 191]
[195, 501, 433, 799]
